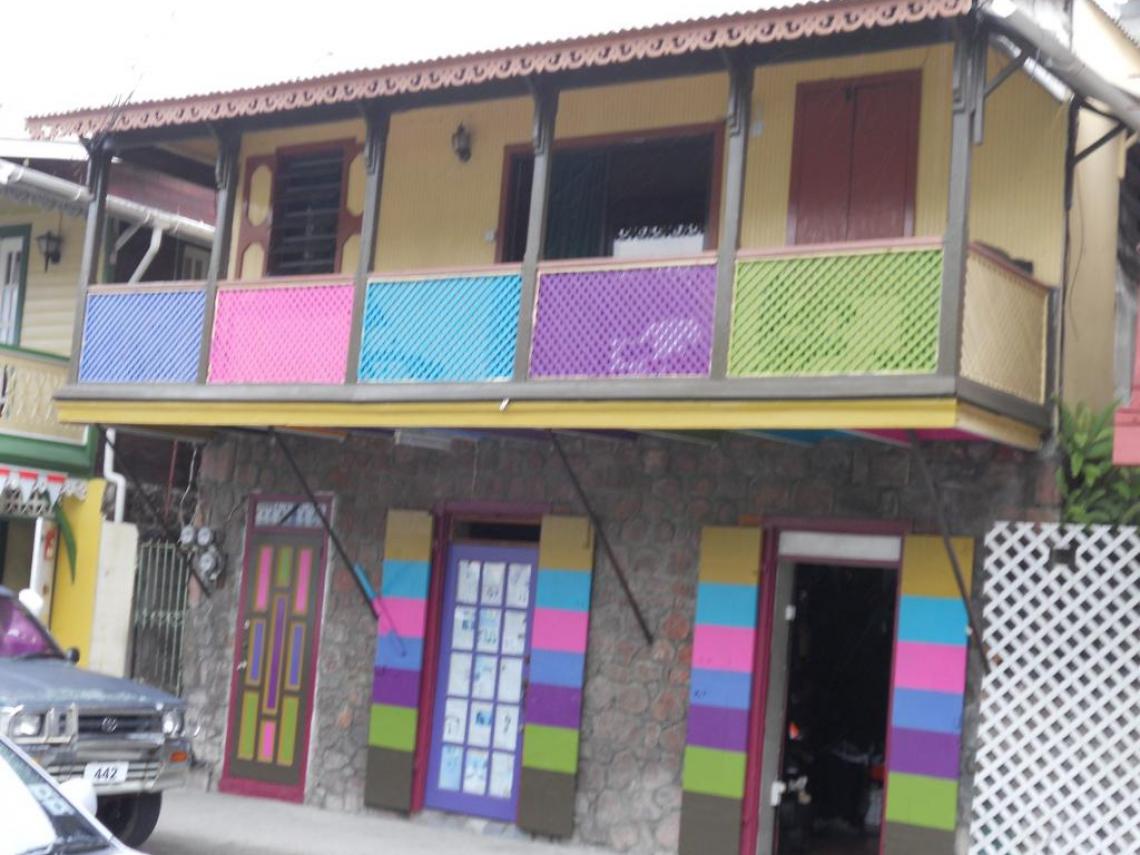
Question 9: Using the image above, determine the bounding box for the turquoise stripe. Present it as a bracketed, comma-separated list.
[535, 569, 592, 612]
[380, 560, 430, 599]
[695, 582, 758, 628]
[897, 596, 968, 645]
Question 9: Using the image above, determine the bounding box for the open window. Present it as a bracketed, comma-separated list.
[499, 127, 721, 262]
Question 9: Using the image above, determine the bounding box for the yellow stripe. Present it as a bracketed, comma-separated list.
[57, 397, 962, 431]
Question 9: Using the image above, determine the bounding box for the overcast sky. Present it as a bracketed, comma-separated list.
[1, 0, 770, 138]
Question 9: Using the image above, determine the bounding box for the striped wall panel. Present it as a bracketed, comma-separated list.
[516, 515, 594, 838]
[882, 535, 974, 854]
[679, 526, 763, 855]
[364, 510, 434, 812]
[78, 289, 205, 383]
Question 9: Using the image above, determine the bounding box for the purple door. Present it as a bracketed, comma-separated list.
[425, 543, 538, 821]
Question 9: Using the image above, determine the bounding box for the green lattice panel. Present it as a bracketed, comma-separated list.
[728, 248, 943, 377]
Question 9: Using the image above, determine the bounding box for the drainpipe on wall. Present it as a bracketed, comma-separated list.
[128, 226, 164, 284]
[103, 428, 127, 523]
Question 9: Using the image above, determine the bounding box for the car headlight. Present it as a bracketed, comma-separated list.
[10, 712, 45, 739]
[161, 709, 184, 737]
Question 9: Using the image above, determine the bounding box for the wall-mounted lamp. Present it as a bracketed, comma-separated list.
[35, 230, 62, 271]
[451, 123, 472, 163]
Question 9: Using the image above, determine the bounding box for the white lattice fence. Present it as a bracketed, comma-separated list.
[972, 523, 1140, 854]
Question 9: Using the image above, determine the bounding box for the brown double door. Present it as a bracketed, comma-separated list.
[788, 72, 920, 245]
[221, 526, 327, 801]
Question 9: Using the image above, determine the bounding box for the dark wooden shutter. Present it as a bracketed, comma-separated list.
[789, 72, 919, 244]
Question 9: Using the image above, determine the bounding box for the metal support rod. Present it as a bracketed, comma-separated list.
[513, 81, 559, 381]
[345, 107, 390, 383]
[710, 53, 753, 379]
[549, 432, 654, 646]
[68, 142, 111, 384]
[269, 429, 401, 637]
[1074, 120, 1127, 165]
[199, 129, 239, 383]
[984, 50, 1026, 99]
[908, 432, 990, 673]
[936, 24, 980, 377]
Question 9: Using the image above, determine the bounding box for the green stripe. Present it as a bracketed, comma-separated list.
[237, 691, 258, 760]
[682, 746, 746, 799]
[884, 772, 958, 831]
[275, 546, 293, 588]
[521, 724, 579, 774]
[368, 703, 417, 751]
[277, 696, 299, 766]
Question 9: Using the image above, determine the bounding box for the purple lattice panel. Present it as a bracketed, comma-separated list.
[208, 282, 354, 384]
[529, 264, 716, 379]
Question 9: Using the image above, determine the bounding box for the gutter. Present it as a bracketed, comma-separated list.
[0, 160, 213, 245]
[979, 0, 1140, 134]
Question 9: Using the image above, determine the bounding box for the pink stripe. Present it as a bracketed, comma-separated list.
[254, 547, 272, 611]
[693, 625, 755, 673]
[259, 721, 276, 761]
[893, 641, 967, 694]
[378, 597, 428, 638]
[294, 550, 312, 614]
[531, 608, 588, 652]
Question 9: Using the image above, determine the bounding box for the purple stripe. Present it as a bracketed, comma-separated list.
[687, 704, 750, 751]
[287, 625, 304, 689]
[889, 727, 961, 779]
[372, 666, 421, 707]
[265, 596, 286, 711]
[249, 622, 264, 683]
[525, 684, 582, 729]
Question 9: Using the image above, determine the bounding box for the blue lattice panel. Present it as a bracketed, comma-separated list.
[359, 273, 521, 383]
[79, 289, 206, 383]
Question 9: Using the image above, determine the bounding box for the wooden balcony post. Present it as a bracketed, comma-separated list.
[68, 141, 110, 384]
[345, 106, 390, 384]
[937, 23, 983, 377]
[513, 81, 559, 381]
[710, 55, 754, 379]
[197, 130, 240, 383]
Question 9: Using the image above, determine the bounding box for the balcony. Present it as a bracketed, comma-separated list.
[62, 240, 1051, 447]
[0, 345, 93, 473]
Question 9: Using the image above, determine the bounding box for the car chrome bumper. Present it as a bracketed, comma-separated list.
[21, 736, 192, 796]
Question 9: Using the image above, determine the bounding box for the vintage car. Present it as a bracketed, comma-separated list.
[0, 586, 190, 847]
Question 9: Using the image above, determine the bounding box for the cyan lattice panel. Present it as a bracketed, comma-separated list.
[359, 274, 521, 383]
[78, 290, 206, 383]
[728, 248, 943, 377]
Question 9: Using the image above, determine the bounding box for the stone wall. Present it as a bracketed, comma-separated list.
[182, 430, 1057, 854]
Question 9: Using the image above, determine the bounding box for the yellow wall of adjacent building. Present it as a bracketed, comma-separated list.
[1063, 111, 1125, 411]
[969, 55, 1068, 285]
[49, 479, 106, 663]
[741, 45, 953, 247]
[0, 200, 85, 355]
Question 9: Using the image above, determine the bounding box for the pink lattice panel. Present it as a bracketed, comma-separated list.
[530, 263, 716, 378]
[208, 283, 354, 384]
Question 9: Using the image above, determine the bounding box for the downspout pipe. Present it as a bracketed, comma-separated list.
[979, 0, 1140, 134]
[128, 226, 164, 283]
[103, 428, 127, 523]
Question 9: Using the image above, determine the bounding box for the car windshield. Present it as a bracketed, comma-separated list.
[0, 739, 108, 854]
[0, 596, 60, 659]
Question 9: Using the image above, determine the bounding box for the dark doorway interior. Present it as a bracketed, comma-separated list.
[777, 563, 897, 855]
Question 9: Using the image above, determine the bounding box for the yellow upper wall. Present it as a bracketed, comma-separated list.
[224, 44, 1069, 287]
[969, 53, 1068, 285]
[741, 45, 953, 247]
[0, 200, 85, 355]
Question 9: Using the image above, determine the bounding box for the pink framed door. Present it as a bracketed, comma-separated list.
[220, 497, 330, 802]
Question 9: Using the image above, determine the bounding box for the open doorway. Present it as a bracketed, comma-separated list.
[773, 563, 898, 855]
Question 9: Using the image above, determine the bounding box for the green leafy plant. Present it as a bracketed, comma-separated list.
[1057, 401, 1140, 524]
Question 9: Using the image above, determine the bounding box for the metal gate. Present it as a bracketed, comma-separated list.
[129, 539, 190, 696]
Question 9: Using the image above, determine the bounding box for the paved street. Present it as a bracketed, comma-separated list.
[143, 789, 603, 855]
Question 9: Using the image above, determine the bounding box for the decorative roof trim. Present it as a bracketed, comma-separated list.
[28, 0, 971, 139]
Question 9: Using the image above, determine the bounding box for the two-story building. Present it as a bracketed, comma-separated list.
[0, 138, 213, 670]
[27, 1, 1140, 852]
